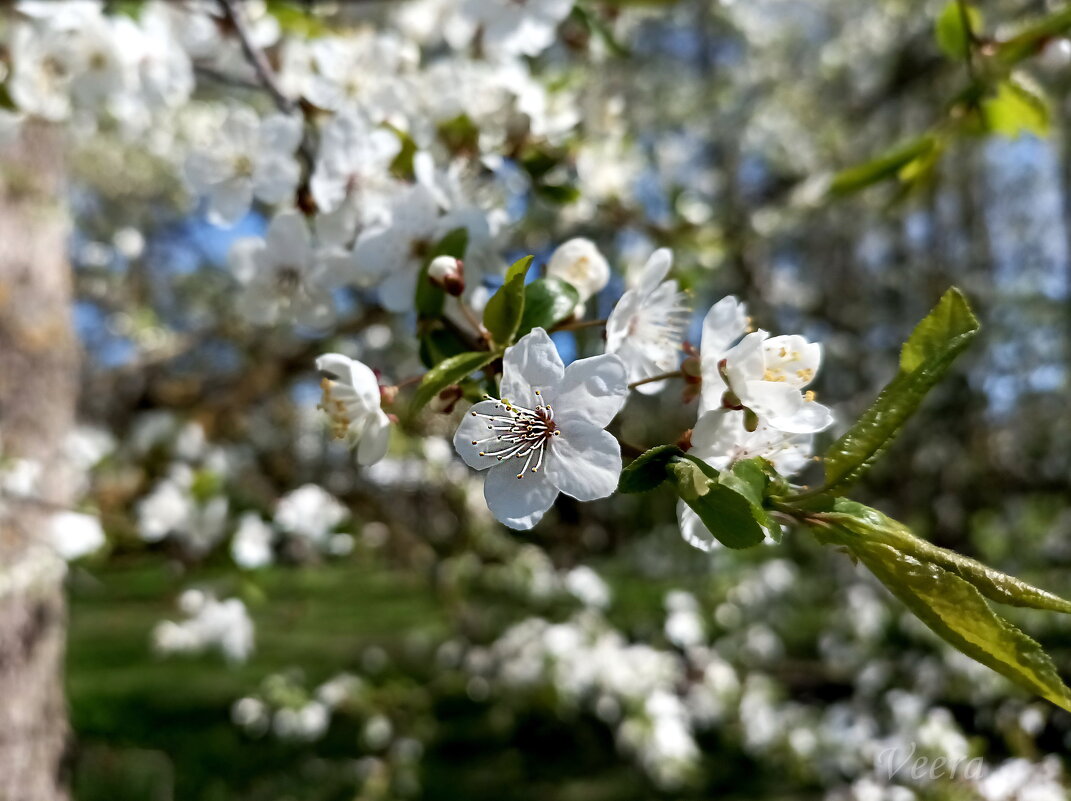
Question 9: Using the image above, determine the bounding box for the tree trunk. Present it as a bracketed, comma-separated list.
[0, 122, 77, 801]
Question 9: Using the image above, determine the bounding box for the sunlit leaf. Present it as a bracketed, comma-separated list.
[822, 288, 979, 491]
[413, 350, 497, 412]
[935, 1, 982, 59]
[483, 255, 534, 347]
[669, 455, 767, 549]
[618, 445, 683, 494]
[983, 78, 1051, 139]
[517, 278, 580, 338]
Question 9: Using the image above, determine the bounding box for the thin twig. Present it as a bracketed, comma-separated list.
[217, 0, 296, 114]
[627, 370, 683, 389]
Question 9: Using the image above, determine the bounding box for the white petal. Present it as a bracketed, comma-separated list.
[452, 400, 507, 471]
[762, 335, 821, 388]
[724, 330, 768, 389]
[253, 153, 300, 204]
[316, 353, 380, 407]
[741, 379, 802, 421]
[259, 112, 303, 154]
[377, 261, 419, 312]
[207, 177, 253, 227]
[768, 401, 834, 435]
[265, 211, 312, 269]
[677, 500, 721, 552]
[228, 236, 263, 284]
[546, 422, 621, 502]
[484, 462, 558, 530]
[357, 410, 391, 465]
[549, 354, 628, 429]
[500, 328, 564, 401]
[635, 248, 672, 296]
[604, 288, 640, 353]
[688, 410, 740, 471]
[701, 296, 749, 358]
[352, 227, 403, 286]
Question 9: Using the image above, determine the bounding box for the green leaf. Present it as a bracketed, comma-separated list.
[517, 278, 580, 338]
[415, 228, 468, 319]
[535, 183, 582, 205]
[720, 458, 783, 543]
[829, 136, 939, 197]
[983, 79, 1051, 139]
[618, 445, 684, 494]
[822, 288, 979, 491]
[669, 456, 767, 549]
[483, 255, 534, 347]
[412, 351, 497, 412]
[820, 499, 1071, 616]
[418, 325, 471, 370]
[848, 538, 1071, 713]
[935, 2, 982, 59]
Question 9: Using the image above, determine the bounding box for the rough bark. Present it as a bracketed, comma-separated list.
[0, 122, 77, 801]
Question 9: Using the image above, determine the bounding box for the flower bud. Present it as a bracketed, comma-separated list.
[546, 238, 610, 303]
[428, 255, 465, 296]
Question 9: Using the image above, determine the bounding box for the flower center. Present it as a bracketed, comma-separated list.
[468, 391, 560, 479]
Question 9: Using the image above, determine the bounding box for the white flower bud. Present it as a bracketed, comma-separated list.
[546, 238, 611, 303]
[427, 255, 465, 296]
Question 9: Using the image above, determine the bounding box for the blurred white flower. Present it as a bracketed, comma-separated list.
[185, 106, 303, 227]
[274, 484, 348, 546]
[564, 565, 612, 609]
[606, 248, 690, 394]
[231, 513, 275, 569]
[315, 353, 392, 466]
[309, 110, 400, 215]
[47, 511, 105, 561]
[153, 590, 254, 664]
[229, 211, 336, 328]
[449, 0, 574, 58]
[546, 238, 610, 305]
[453, 328, 627, 529]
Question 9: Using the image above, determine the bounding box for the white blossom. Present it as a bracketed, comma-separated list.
[449, 0, 574, 59]
[309, 110, 400, 216]
[545, 238, 610, 305]
[453, 328, 627, 529]
[229, 211, 336, 327]
[606, 249, 690, 394]
[274, 484, 348, 546]
[315, 353, 392, 466]
[47, 511, 105, 561]
[152, 589, 254, 664]
[231, 512, 275, 569]
[185, 106, 303, 227]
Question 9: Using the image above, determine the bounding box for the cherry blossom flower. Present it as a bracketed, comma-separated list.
[309, 110, 400, 216]
[185, 106, 303, 227]
[546, 238, 610, 305]
[229, 211, 336, 327]
[315, 354, 392, 466]
[697, 295, 750, 414]
[606, 249, 691, 394]
[449, 0, 575, 59]
[677, 409, 813, 552]
[274, 484, 348, 546]
[453, 328, 628, 530]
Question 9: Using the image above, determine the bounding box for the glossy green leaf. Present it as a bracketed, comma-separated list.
[617, 445, 684, 494]
[935, 1, 982, 59]
[983, 79, 1050, 139]
[483, 255, 534, 347]
[720, 458, 783, 543]
[821, 499, 1071, 615]
[415, 228, 468, 319]
[849, 539, 1071, 713]
[412, 350, 497, 412]
[517, 278, 580, 338]
[822, 288, 979, 490]
[669, 456, 767, 549]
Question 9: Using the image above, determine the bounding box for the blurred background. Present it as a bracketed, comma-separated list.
[1, 0, 1070, 799]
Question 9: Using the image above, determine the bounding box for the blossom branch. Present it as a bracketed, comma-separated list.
[217, 0, 296, 115]
[627, 370, 683, 389]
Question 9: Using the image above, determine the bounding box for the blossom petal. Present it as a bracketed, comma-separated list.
[724, 330, 768, 388]
[253, 153, 300, 204]
[768, 400, 834, 435]
[701, 296, 749, 358]
[500, 328, 564, 401]
[378, 262, 419, 312]
[546, 422, 621, 502]
[452, 400, 509, 471]
[316, 353, 380, 408]
[677, 500, 721, 552]
[357, 410, 391, 466]
[635, 248, 672, 296]
[207, 176, 253, 227]
[762, 335, 821, 389]
[688, 410, 740, 471]
[265, 211, 312, 269]
[549, 354, 628, 429]
[484, 462, 558, 530]
[259, 112, 303, 154]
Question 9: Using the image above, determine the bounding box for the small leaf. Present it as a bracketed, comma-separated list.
[413, 351, 497, 412]
[983, 78, 1051, 139]
[669, 456, 767, 549]
[483, 255, 534, 347]
[720, 458, 783, 543]
[415, 228, 468, 319]
[618, 445, 683, 494]
[935, 1, 982, 59]
[849, 539, 1071, 713]
[822, 499, 1071, 616]
[830, 136, 939, 197]
[535, 183, 581, 205]
[822, 288, 979, 491]
[517, 278, 580, 338]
